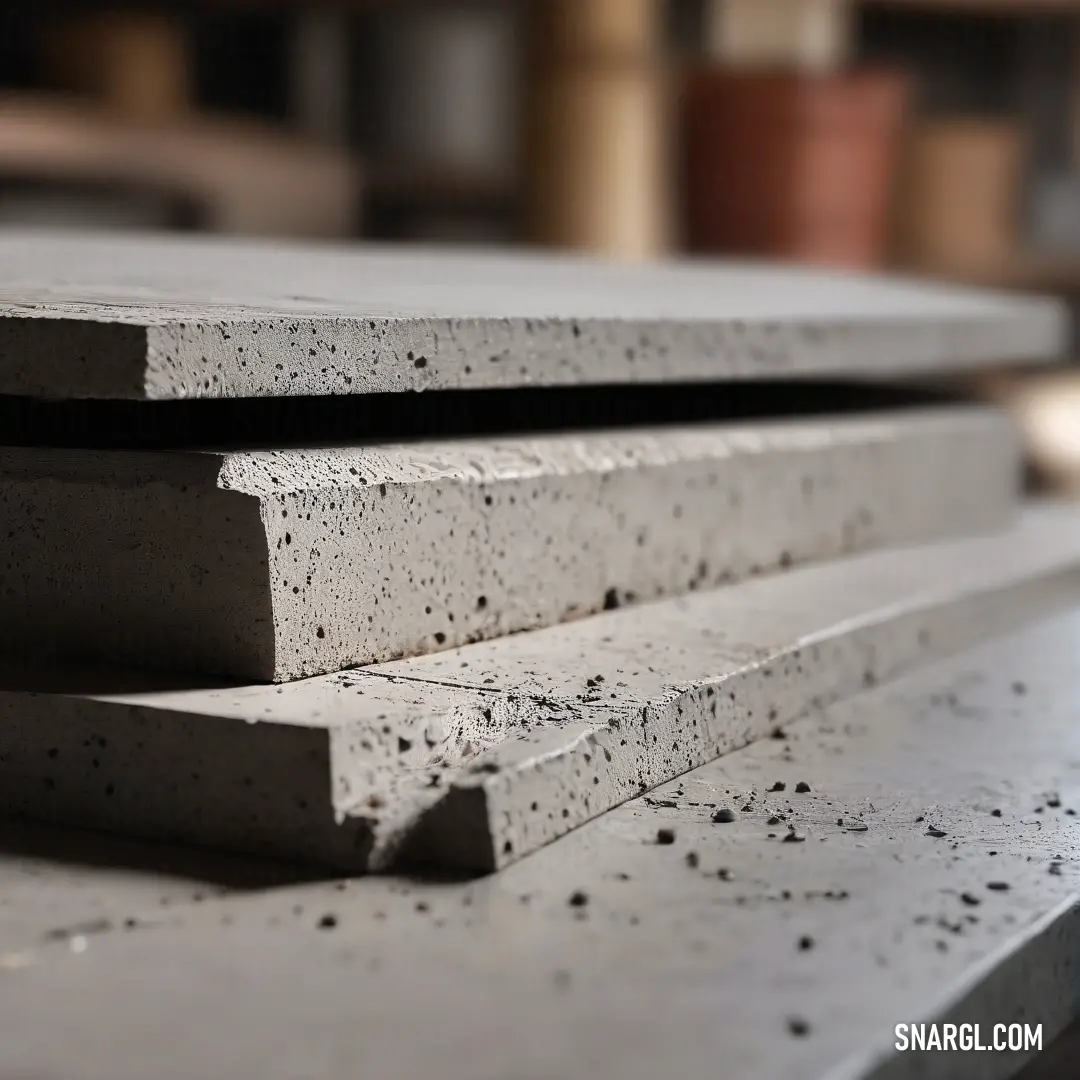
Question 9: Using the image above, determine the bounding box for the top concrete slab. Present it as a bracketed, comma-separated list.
[0, 231, 1065, 400]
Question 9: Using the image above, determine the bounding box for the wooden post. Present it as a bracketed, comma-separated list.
[523, 0, 669, 260]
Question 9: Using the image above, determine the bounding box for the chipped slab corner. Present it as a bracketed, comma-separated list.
[368, 502, 1080, 873]
[3, 503, 1080, 875]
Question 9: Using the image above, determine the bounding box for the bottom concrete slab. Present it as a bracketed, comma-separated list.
[2, 504, 1080, 871]
[3, 605, 1080, 1079]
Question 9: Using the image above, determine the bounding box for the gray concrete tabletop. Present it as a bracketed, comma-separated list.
[2, 606, 1080, 1080]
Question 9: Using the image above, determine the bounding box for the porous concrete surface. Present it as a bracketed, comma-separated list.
[0, 407, 1019, 681]
[2, 609, 1080, 1080]
[3, 504, 1079, 873]
[0, 231, 1064, 399]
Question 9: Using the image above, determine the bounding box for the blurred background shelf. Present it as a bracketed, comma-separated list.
[4, 0, 1080, 275]
[862, 1, 1080, 12]
[0, 94, 359, 236]
[928, 256, 1080, 292]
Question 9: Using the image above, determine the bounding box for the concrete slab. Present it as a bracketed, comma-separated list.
[3, 607, 1080, 1080]
[2, 504, 1079, 872]
[0, 407, 1020, 681]
[0, 231, 1063, 399]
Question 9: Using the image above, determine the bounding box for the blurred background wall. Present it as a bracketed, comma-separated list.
[3, 0, 1080, 283]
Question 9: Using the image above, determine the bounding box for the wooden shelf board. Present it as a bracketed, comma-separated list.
[862, 0, 1080, 14]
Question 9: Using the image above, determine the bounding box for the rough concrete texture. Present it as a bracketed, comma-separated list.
[2, 608, 1080, 1080]
[2, 503, 1079, 872]
[0, 407, 1019, 681]
[0, 231, 1064, 399]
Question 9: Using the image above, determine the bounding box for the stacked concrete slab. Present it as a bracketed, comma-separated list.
[4, 506, 1078, 872]
[0, 230, 1070, 877]
[0, 410, 1020, 680]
